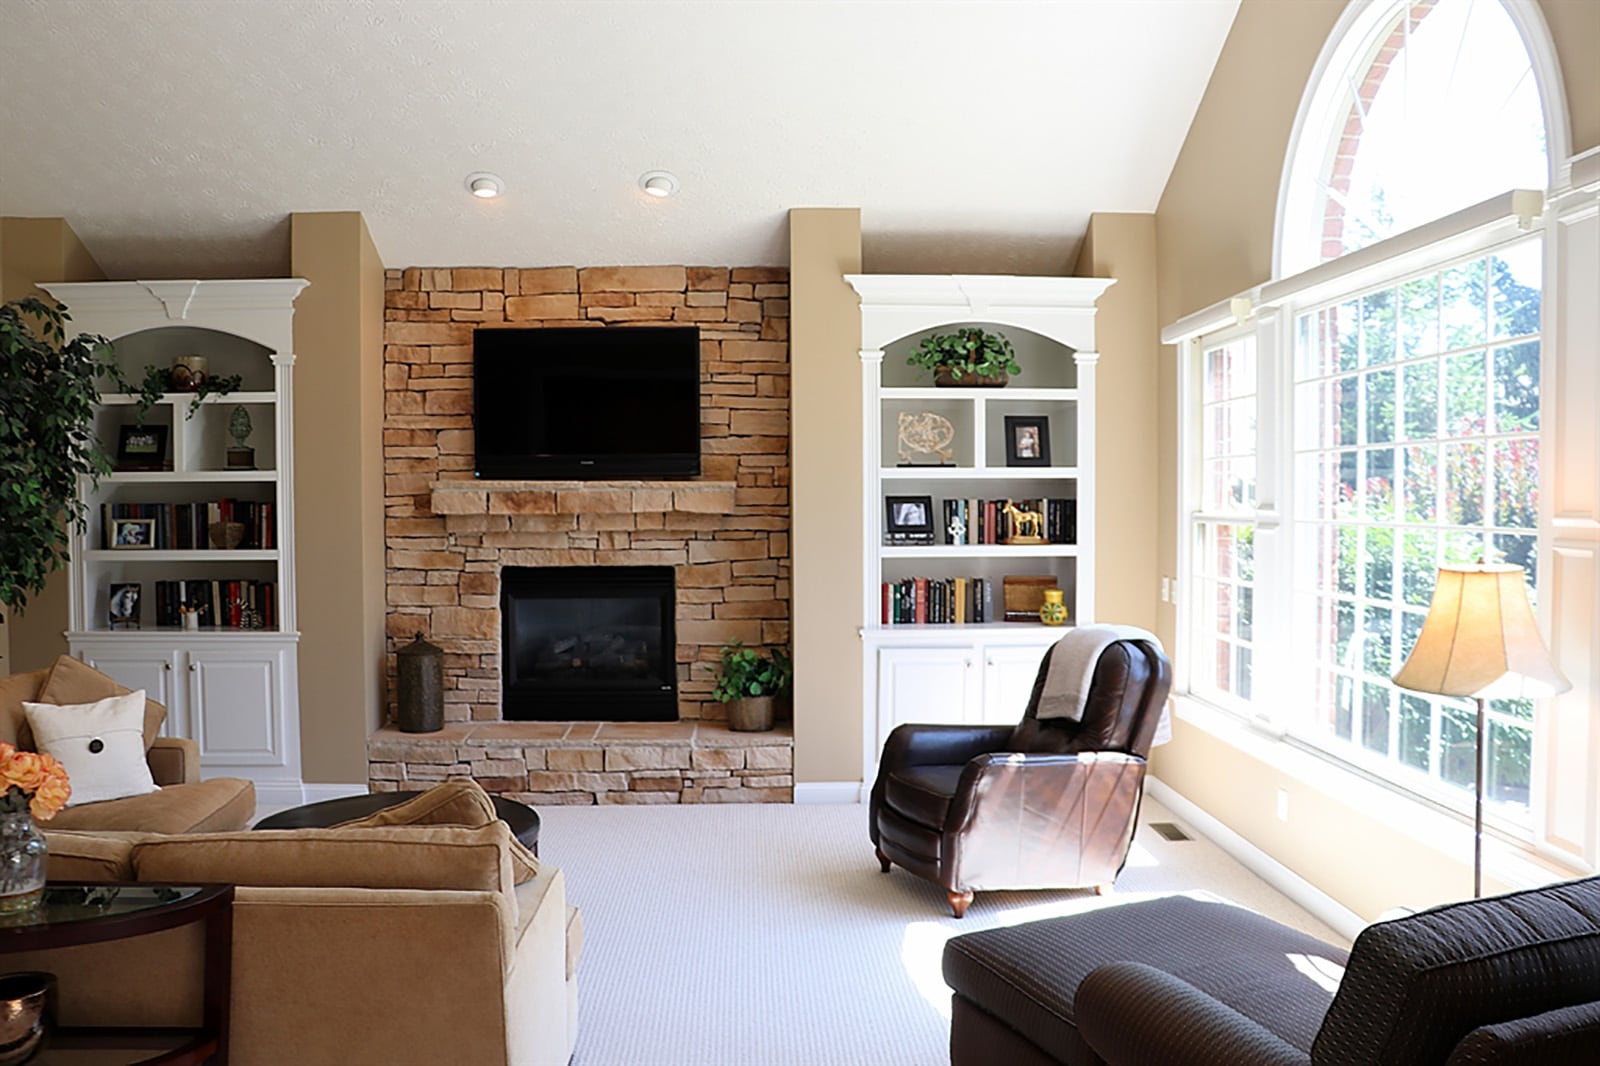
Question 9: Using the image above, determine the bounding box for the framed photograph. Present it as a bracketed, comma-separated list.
[115, 423, 168, 471]
[110, 517, 155, 549]
[1003, 415, 1051, 467]
[108, 582, 142, 629]
[885, 495, 935, 544]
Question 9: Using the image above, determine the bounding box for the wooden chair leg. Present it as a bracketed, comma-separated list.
[1094, 883, 1114, 896]
[875, 848, 891, 873]
[948, 890, 974, 918]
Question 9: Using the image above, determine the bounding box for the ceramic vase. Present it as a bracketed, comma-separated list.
[1038, 588, 1068, 627]
[0, 813, 46, 915]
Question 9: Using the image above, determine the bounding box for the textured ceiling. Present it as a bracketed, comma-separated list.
[0, 0, 1239, 279]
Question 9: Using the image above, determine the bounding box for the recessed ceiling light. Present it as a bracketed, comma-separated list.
[465, 172, 504, 199]
[639, 170, 680, 198]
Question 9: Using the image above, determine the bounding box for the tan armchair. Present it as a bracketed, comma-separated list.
[2, 658, 254, 833]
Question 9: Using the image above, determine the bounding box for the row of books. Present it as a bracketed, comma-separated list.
[882, 576, 998, 625]
[100, 500, 276, 550]
[151, 579, 278, 629]
[940, 498, 1077, 546]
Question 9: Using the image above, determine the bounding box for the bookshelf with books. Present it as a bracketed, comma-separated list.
[847, 274, 1114, 775]
[41, 279, 307, 802]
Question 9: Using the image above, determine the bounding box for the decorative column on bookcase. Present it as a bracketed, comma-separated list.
[1073, 347, 1098, 626]
[860, 346, 886, 635]
[270, 349, 297, 633]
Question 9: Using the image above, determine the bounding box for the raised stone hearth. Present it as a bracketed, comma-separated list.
[368, 721, 794, 804]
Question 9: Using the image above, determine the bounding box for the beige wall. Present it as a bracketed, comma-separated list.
[0, 217, 106, 673]
[1074, 214, 1161, 631]
[788, 209, 864, 785]
[289, 212, 387, 783]
[1150, 0, 1600, 919]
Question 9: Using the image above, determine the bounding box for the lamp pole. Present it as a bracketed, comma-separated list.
[1474, 696, 1486, 899]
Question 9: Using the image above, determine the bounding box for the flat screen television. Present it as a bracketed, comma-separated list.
[474, 326, 701, 480]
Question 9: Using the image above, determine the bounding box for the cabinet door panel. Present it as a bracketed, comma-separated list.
[188, 650, 282, 766]
[981, 643, 1053, 725]
[876, 645, 980, 757]
[77, 649, 181, 736]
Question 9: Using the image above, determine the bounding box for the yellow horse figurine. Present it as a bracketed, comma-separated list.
[1001, 500, 1046, 544]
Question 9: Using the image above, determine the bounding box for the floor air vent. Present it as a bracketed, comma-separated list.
[1149, 822, 1193, 842]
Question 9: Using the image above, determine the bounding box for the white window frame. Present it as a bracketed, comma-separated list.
[1187, 327, 1263, 716]
[1167, 179, 1599, 873]
[1274, 0, 1571, 279]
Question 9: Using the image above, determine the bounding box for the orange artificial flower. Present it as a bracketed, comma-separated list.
[0, 742, 71, 821]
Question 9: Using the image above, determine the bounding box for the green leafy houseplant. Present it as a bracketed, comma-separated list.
[128, 364, 244, 421]
[906, 327, 1020, 385]
[0, 298, 119, 617]
[711, 642, 793, 701]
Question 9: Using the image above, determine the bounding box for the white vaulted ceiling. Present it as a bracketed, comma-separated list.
[0, 0, 1239, 278]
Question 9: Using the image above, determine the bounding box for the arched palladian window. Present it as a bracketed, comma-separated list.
[1277, 0, 1558, 276]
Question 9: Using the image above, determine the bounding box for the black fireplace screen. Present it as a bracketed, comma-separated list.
[500, 566, 676, 722]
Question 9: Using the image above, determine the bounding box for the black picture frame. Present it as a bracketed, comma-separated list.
[885, 495, 935, 544]
[110, 517, 155, 549]
[108, 582, 142, 629]
[1003, 415, 1051, 467]
[115, 424, 169, 471]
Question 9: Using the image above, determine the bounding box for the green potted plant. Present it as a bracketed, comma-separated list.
[0, 298, 118, 620]
[711, 641, 793, 732]
[906, 326, 1020, 387]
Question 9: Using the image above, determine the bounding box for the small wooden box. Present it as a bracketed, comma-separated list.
[1003, 575, 1059, 622]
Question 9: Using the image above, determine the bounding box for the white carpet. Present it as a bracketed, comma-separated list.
[539, 797, 1344, 1066]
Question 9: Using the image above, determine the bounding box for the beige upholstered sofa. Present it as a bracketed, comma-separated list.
[0, 657, 254, 833]
[24, 821, 582, 1066]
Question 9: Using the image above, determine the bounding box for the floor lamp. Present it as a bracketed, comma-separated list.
[1392, 564, 1571, 898]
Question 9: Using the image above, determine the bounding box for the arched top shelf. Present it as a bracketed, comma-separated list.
[39, 279, 308, 355]
[845, 274, 1115, 352]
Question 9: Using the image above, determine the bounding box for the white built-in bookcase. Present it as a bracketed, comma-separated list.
[40, 279, 308, 802]
[845, 274, 1115, 781]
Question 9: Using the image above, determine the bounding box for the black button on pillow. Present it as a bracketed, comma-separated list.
[88, 738, 105, 754]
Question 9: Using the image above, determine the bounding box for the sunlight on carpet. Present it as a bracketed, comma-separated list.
[537, 797, 1342, 1066]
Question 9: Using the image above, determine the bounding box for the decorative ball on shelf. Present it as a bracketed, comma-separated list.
[169, 355, 208, 392]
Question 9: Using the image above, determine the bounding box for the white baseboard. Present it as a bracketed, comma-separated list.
[253, 782, 315, 808]
[1145, 776, 1367, 943]
[794, 781, 865, 805]
[299, 782, 370, 803]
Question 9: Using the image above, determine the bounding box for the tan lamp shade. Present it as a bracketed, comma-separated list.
[1392, 565, 1572, 700]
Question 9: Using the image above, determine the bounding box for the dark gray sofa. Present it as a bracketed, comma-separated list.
[942, 876, 1600, 1065]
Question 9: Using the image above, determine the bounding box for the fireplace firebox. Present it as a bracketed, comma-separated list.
[500, 566, 677, 722]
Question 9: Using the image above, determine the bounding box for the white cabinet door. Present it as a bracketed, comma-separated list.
[187, 647, 284, 768]
[77, 647, 182, 736]
[875, 645, 981, 754]
[981, 642, 1054, 725]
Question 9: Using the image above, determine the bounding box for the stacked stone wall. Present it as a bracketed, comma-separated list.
[383, 265, 790, 724]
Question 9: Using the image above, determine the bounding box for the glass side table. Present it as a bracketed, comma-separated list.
[0, 882, 233, 1065]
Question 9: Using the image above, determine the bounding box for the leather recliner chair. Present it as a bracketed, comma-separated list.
[869, 637, 1172, 917]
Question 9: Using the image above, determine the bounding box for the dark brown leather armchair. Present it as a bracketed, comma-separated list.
[869, 637, 1172, 917]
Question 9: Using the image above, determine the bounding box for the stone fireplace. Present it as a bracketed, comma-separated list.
[372, 264, 794, 804]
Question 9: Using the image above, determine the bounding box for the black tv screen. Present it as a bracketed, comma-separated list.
[474, 326, 701, 480]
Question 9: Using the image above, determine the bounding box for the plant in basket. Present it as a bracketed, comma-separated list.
[0, 742, 71, 913]
[906, 327, 1020, 387]
[711, 642, 793, 733]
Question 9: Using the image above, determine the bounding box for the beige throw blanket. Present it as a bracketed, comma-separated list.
[1035, 625, 1171, 744]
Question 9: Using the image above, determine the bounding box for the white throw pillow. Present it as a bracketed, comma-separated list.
[22, 690, 160, 806]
